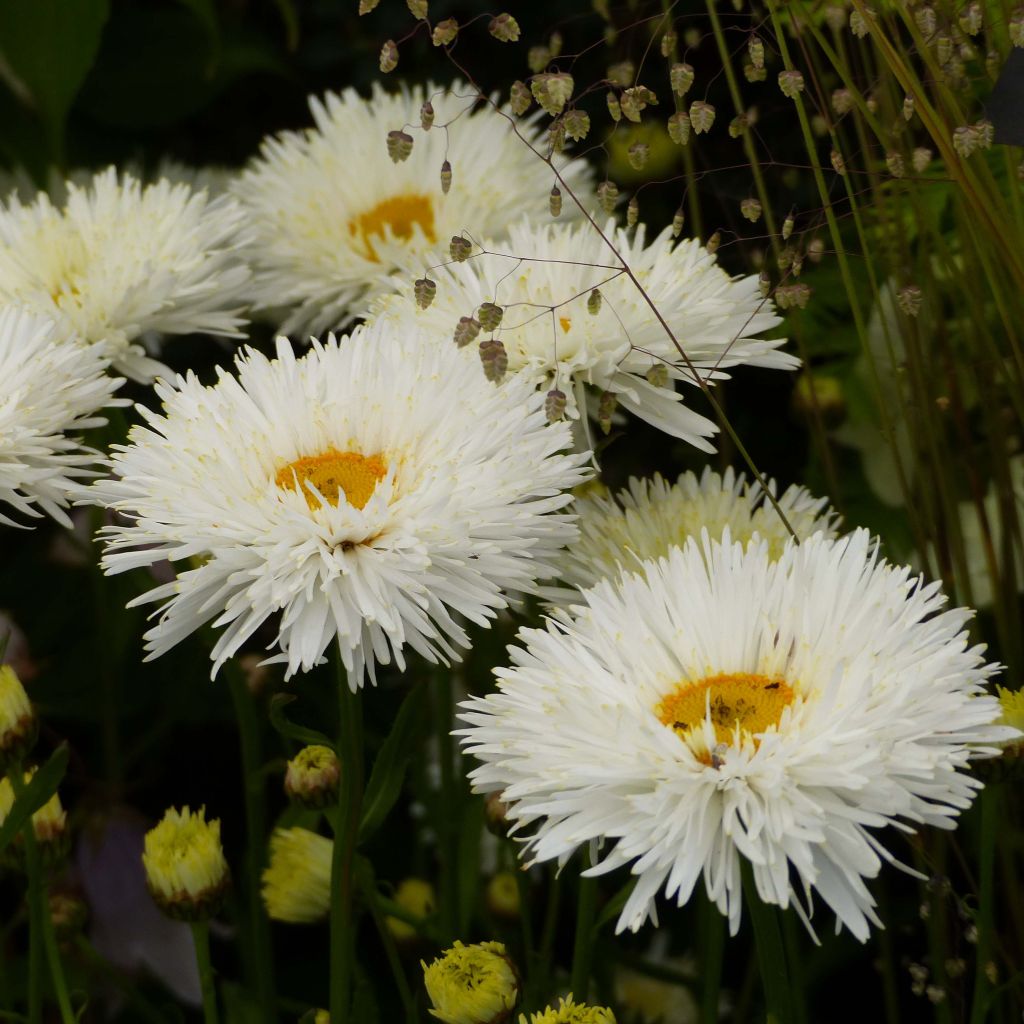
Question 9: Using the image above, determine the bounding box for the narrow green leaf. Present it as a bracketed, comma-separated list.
[267, 694, 333, 749]
[0, 743, 69, 856]
[358, 683, 427, 843]
[594, 874, 637, 932]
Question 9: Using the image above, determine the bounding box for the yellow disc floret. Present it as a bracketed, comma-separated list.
[142, 806, 229, 920]
[351, 193, 436, 262]
[422, 940, 519, 1024]
[520, 995, 617, 1024]
[656, 672, 796, 754]
[261, 826, 332, 923]
[996, 685, 1024, 755]
[276, 450, 387, 510]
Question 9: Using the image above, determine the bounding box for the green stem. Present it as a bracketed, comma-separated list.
[569, 851, 598, 1004]
[329, 653, 364, 1024]
[433, 671, 460, 939]
[970, 786, 999, 1023]
[357, 873, 417, 1024]
[190, 922, 219, 1024]
[698, 891, 725, 1024]
[742, 864, 792, 1024]
[226, 666, 276, 1023]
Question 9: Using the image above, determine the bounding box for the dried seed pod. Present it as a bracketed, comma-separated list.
[902, 95, 914, 121]
[952, 125, 978, 158]
[758, 269, 771, 297]
[608, 60, 634, 87]
[549, 185, 562, 217]
[380, 39, 399, 73]
[414, 277, 437, 309]
[775, 282, 812, 309]
[706, 230, 721, 255]
[432, 18, 458, 46]
[975, 119, 994, 149]
[740, 197, 762, 223]
[886, 151, 905, 178]
[440, 160, 452, 194]
[386, 130, 414, 162]
[959, 2, 982, 35]
[449, 234, 472, 261]
[564, 109, 590, 141]
[728, 114, 749, 138]
[1012, 8, 1024, 47]
[454, 316, 481, 347]
[748, 35, 764, 69]
[597, 390, 616, 433]
[782, 211, 795, 240]
[597, 180, 619, 213]
[672, 207, 685, 237]
[807, 237, 825, 263]
[777, 247, 794, 271]
[936, 34, 953, 66]
[407, 0, 427, 18]
[587, 288, 602, 315]
[646, 364, 669, 388]
[670, 62, 695, 96]
[660, 29, 677, 58]
[914, 6, 936, 36]
[510, 80, 532, 115]
[480, 339, 508, 382]
[489, 13, 521, 42]
[420, 101, 434, 131]
[359, 0, 380, 13]
[897, 284, 922, 316]
[607, 91, 621, 121]
[548, 118, 566, 153]
[744, 63, 767, 83]
[544, 389, 567, 421]
[667, 111, 691, 145]
[830, 149, 847, 174]
[627, 141, 649, 170]
[823, 3, 846, 30]
[619, 88, 645, 123]
[832, 88, 853, 114]
[778, 70, 805, 98]
[531, 73, 574, 115]
[528, 45, 551, 73]
[477, 302, 504, 331]
[850, 10, 870, 37]
[549, 31, 563, 58]
[627, 195, 639, 226]
[689, 100, 715, 134]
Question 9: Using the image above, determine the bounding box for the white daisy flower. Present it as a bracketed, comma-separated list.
[459, 529, 1008, 940]
[0, 168, 251, 382]
[0, 306, 123, 528]
[91, 320, 589, 684]
[371, 217, 795, 450]
[233, 83, 593, 337]
[563, 467, 839, 592]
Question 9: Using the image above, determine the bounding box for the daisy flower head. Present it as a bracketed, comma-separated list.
[0, 168, 251, 381]
[0, 306, 123, 527]
[371, 216, 794, 450]
[459, 529, 1008, 941]
[562, 467, 839, 592]
[233, 82, 593, 337]
[92, 319, 589, 684]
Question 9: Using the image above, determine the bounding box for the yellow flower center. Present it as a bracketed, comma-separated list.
[275, 450, 387, 510]
[350, 193, 436, 262]
[655, 672, 795, 751]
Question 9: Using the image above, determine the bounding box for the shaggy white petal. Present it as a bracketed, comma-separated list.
[0, 307, 123, 527]
[562, 467, 839, 592]
[0, 168, 251, 381]
[458, 529, 1008, 939]
[371, 217, 794, 449]
[90, 320, 589, 684]
[233, 83, 594, 336]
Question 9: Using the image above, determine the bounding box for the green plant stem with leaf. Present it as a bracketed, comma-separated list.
[741, 861, 793, 1024]
[569, 850, 598, 1003]
[190, 921, 219, 1024]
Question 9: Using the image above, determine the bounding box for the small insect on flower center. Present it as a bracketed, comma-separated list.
[350, 193, 436, 262]
[276, 450, 387, 510]
[655, 672, 795, 752]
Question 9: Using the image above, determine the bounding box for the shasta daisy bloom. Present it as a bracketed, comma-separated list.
[0, 306, 123, 527]
[459, 529, 1010, 941]
[91, 319, 588, 683]
[0, 168, 251, 381]
[371, 217, 794, 450]
[233, 83, 593, 336]
[562, 467, 838, 592]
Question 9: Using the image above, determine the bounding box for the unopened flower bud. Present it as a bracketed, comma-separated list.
[484, 791, 512, 835]
[510, 81, 532, 115]
[415, 277, 437, 310]
[143, 807, 229, 921]
[422, 941, 519, 1024]
[689, 100, 715, 134]
[740, 197, 762, 223]
[597, 390, 616, 434]
[450, 234, 472, 262]
[627, 196, 639, 226]
[486, 872, 521, 920]
[646, 364, 669, 389]
[897, 284, 923, 316]
[284, 744, 341, 809]
[379, 39, 399, 73]
[421, 101, 435, 131]
[544, 389, 567, 422]
[597, 180, 619, 213]
[667, 111, 691, 145]
[705, 230, 721, 254]
[478, 302, 504, 331]
[670, 62, 695, 96]
[386, 130, 414, 163]
[262, 827, 331, 922]
[489, 13, 520, 43]
[0, 665, 36, 772]
[778, 70, 805, 98]
[454, 317, 481, 348]
[385, 877, 436, 942]
[480, 339, 508, 383]
[432, 18, 458, 46]
[0, 768, 67, 870]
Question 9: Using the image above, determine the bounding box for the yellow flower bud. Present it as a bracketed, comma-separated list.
[142, 807, 229, 921]
[284, 745, 341, 809]
[422, 940, 519, 1024]
[386, 877, 437, 942]
[520, 995, 617, 1023]
[485, 872, 520, 919]
[0, 665, 36, 771]
[262, 827, 332, 923]
[0, 768, 68, 867]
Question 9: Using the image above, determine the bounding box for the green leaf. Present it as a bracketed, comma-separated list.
[0, 0, 110, 160]
[267, 694, 334, 749]
[593, 874, 637, 932]
[0, 743, 69, 856]
[358, 683, 427, 843]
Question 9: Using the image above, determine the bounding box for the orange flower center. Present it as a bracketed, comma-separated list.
[655, 672, 795, 749]
[349, 194, 436, 262]
[275, 450, 387, 510]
